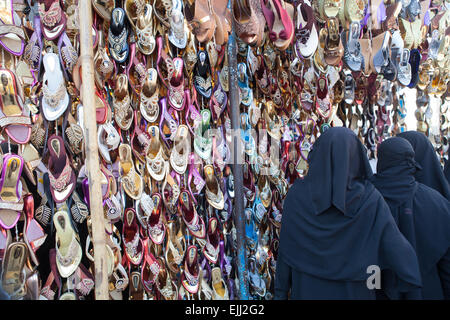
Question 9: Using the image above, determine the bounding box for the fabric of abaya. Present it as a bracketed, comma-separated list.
[371, 137, 450, 300]
[275, 127, 422, 300]
[444, 155, 450, 186]
[397, 131, 450, 201]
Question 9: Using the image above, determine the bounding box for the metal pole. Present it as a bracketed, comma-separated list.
[228, 0, 249, 300]
[79, 0, 110, 300]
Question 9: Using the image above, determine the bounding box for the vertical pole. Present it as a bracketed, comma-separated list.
[228, 0, 249, 300]
[79, 0, 110, 300]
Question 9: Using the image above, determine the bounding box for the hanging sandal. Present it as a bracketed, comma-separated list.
[119, 144, 143, 200]
[342, 21, 363, 72]
[371, 31, 391, 74]
[170, 124, 190, 175]
[113, 74, 133, 131]
[136, 3, 156, 55]
[23, 194, 46, 254]
[128, 271, 143, 300]
[146, 125, 167, 182]
[193, 109, 213, 160]
[1, 241, 28, 299]
[397, 48, 412, 85]
[168, 0, 188, 49]
[165, 220, 186, 275]
[94, 30, 114, 89]
[98, 122, 120, 164]
[161, 168, 181, 216]
[147, 193, 166, 245]
[53, 207, 82, 278]
[193, 50, 212, 99]
[0, 154, 23, 229]
[167, 58, 186, 111]
[0, 0, 25, 56]
[155, 257, 178, 300]
[124, 0, 146, 30]
[233, 0, 265, 46]
[108, 8, 129, 64]
[92, 0, 115, 21]
[23, 15, 43, 77]
[345, 0, 366, 22]
[47, 134, 76, 203]
[324, 0, 342, 17]
[295, 0, 319, 59]
[203, 217, 220, 264]
[181, 245, 200, 294]
[237, 62, 253, 107]
[179, 188, 206, 239]
[0, 68, 31, 144]
[140, 68, 159, 123]
[57, 31, 78, 80]
[324, 17, 344, 66]
[39, 0, 67, 41]
[41, 53, 70, 122]
[185, 0, 216, 43]
[211, 0, 232, 46]
[211, 267, 228, 300]
[204, 164, 224, 210]
[123, 208, 144, 265]
[265, 0, 295, 50]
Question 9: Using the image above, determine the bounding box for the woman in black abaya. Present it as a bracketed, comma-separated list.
[372, 137, 450, 299]
[275, 127, 422, 300]
[397, 131, 450, 200]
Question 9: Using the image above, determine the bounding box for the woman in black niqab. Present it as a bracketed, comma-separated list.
[275, 127, 422, 300]
[397, 131, 450, 200]
[372, 137, 450, 299]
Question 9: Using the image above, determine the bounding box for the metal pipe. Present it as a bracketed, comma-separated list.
[228, 0, 249, 300]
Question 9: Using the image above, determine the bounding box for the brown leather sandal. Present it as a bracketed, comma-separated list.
[185, 0, 217, 44]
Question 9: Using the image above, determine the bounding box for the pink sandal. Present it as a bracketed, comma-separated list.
[39, 0, 67, 41]
[47, 134, 76, 203]
[167, 57, 186, 111]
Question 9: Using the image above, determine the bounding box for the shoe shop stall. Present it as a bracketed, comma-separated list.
[0, 0, 449, 300]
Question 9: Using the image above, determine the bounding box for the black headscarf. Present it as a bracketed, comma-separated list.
[372, 137, 450, 299]
[397, 131, 450, 201]
[279, 128, 421, 287]
[371, 137, 422, 208]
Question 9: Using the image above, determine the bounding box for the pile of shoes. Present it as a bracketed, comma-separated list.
[0, 0, 448, 300]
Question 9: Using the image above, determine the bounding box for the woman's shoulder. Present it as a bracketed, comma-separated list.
[414, 183, 450, 213]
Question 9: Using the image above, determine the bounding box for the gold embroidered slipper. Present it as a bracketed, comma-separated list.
[119, 144, 143, 200]
[53, 207, 82, 278]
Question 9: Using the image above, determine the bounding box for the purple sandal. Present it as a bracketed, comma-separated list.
[159, 97, 179, 147]
[58, 31, 78, 80]
[0, 0, 25, 56]
[47, 134, 76, 203]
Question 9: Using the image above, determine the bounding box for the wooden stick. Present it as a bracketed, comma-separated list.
[79, 0, 110, 300]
